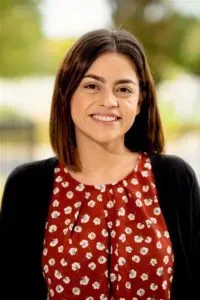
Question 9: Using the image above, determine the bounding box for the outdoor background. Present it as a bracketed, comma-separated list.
[0, 0, 200, 201]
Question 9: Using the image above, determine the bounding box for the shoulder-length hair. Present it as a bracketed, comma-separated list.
[50, 28, 165, 170]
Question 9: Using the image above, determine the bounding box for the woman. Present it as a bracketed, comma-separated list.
[1, 29, 200, 300]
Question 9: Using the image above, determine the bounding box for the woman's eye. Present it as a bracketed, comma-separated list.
[84, 83, 98, 90]
[118, 87, 132, 93]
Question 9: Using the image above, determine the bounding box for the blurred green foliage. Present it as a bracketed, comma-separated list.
[0, 0, 75, 77]
[108, 0, 200, 83]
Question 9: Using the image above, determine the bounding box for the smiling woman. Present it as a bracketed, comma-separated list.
[1, 28, 200, 300]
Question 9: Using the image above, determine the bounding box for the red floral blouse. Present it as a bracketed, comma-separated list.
[42, 152, 174, 299]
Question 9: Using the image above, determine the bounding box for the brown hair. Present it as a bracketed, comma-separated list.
[50, 28, 165, 170]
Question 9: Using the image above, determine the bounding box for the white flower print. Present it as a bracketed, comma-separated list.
[54, 167, 60, 173]
[156, 267, 164, 276]
[119, 234, 126, 243]
[111, 230, 116, 238]
[132, 255, 140, 263]
[150, 283, 158, 291]
[137, 223, 145, 230]
[167, 246, 172, 254]
[156, 230, 161, 238]
[100, 294, 108, 300]
[48, 258, 55, 266]
[153, 207, 161, 216]
[72, 287, 80, 295]
[141, 170, 149, 177]
[44, 264, 49, 273]
[123, 180, 128, 187]
[136, 191, 142, 198]
[170, 275, 173, 282]
[74, 225, 82, 233]
[96, 242, 105, 251]
[122, 195, 128, 203]
[126, 246, 133, 253]
[163, 255, 169, 264]
[107, 221, 113, 229]
[80, 276, 89, 285]
[61, 181, 69, 188]
[66, 191, 74, 199]
[81, 214, 90, 223]
[140, 247, 149, 255]
[137, 289, 145, 296]
[80, 239, 89, 248]
[97, 194, 103, 201]
[145, 219, 152, 228]
[63, 276, 70, 284]
[52, 200, 59, 207]
[156, 241, 162, 249]
[141, 273, 148, 281]
[150, 258, 157, 266]
[54, 270, 62, 279]
[92, 281, 100, 289]
[88, 262, 96, 270]
[125, 227, 132, 235]
[164, 231, 170, 238]
[74, 201, 81, 208]
[118, 207, 125, 216]
[60, 258, 68, 266]
[104, 270, 108, 277]
[56, 285, 64, 293]
[53, 187, 59, 195]
[58, 245, 64, 253]
[51, 211, 60, 219]
[55, 176, 62, 182]
[88, 200, 95, 208]
[48, 278, 51, 285]
[145, 236, 152, 243]
[88, 232, 96, 240]
[110, 273, 117, 282]
[48, 225, 57, 233]
[115, 219, 120, 227]
[50, 238, 58, 247]
[144, 198, 153, 206]
[98, 256, 107, 264]
[131, 178, 138, 185]
[101, 229, 108, 237]
[150, 217, 157, 224]
[129, 269, 137, 279]
[85, 252, 93, 259]
[76, 183, 85, 191]
[72, 262, 81, 271]
[86, 297, 94, 300]
[49, 289, 54, 297]
[118, 257, 126, 266]
[117, 187, 124, 193]
[142, 185, 149, 192]
[135, 199, 143, 207]
[85, 191, 91, 199]
[125, 282, 131, 289]
[64, 218, 71, 225]
[63, 228, 68, 235]
[107, 200, 114, 209]
[104, 210, 108, 217]
[64, 206, 72, 214]
[144, 162, 151, 169]
[134, 235, 143, 243]
[93, 217, 101, 225]
[69, 248, 78, 255]
[162, 280, 168, 290]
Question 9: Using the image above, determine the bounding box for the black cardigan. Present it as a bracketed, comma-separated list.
[1, 153, 200, 300]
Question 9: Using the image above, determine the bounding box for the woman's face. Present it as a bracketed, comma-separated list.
[70, 52, 141, 147]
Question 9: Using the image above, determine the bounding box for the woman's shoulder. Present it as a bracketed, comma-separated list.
[149, 152, 199, 186]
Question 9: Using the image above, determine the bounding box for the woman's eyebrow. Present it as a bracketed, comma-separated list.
[83, 74, 137, 85]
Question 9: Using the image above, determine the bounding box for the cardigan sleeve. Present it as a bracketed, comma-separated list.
[191, 169, 200, 294]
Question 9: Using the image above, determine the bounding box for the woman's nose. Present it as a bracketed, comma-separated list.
[100, 91, 119, 107]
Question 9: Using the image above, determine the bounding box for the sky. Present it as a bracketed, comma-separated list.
[40, 0, 200, 38]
